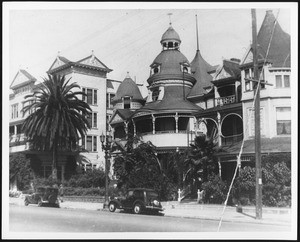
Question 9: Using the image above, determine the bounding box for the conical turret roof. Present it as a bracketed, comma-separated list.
[160, 25, 181, 44]
[112, 74, 143, 104]
[188, 50, 216, 97]
[256, 10, 290, 67]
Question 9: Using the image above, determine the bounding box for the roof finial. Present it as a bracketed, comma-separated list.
[57, 51, 60, 57]
[91, 50, 94, 56]
[195, 14, 200, 51]
[168, 13, 173, 26]
[126, 71, 130, 78]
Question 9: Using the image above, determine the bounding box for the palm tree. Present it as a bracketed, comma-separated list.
[22, 74, 92, 180]
[184, 134, 219, 192]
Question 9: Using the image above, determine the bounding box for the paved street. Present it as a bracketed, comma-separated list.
[9, 203, 291, 234]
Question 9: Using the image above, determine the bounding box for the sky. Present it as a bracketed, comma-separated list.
[4, 2, 294, 97]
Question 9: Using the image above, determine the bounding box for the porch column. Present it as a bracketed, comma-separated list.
[175, 112, 178, 133]
[152, 114, 156, 134]
[235, 81, 239, 103]
[14, 125, 17, 135]
[124, 121, 128, 139]
[132, 120, 136, 136]
[217, 112, 222, 146]
[218, 157, 222, 178]
[194, 117, 198, 134]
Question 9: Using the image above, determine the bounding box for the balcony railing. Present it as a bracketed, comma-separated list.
[215, 95, 236, 107]
[221, 133, 243, 146]
[9, 133, 27, 146]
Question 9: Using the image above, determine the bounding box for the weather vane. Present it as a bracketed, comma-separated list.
[167, 13, 173, 25]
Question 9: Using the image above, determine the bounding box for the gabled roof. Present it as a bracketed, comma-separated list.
[10, 69, 36, 89]
[212, 58, 241, 84]
[76, 54, 112, 71]
[48, 54, 112, 73]
[110, 109, 135, 124]
[241, 10, 290, 68]
[188, 50, 216, 97]
[48, 56, 72, 72]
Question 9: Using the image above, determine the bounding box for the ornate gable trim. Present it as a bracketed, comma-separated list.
[48, 56, 70, 72]
[110, 110, 126, 125]
[10, 70, 36, 89]
[77, 55, 111, 71]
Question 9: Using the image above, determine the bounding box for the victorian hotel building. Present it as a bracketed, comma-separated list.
[9, 10, 291, 186]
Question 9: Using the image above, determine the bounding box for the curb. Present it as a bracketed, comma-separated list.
[59, 204, 291, 227]
[10, 198, 291, 226]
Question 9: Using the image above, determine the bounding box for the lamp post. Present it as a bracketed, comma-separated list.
[100, 132, 112, 209]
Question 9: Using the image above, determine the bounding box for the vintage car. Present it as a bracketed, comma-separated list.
[108, 188, 164, 214]
[24, 186, 60, 208]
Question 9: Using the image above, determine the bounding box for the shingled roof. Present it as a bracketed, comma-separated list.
[257, 10, 290, 67]
[241, 10, 290, 68]
[111, 76, 144, 104]
[188, 50, 217, 98]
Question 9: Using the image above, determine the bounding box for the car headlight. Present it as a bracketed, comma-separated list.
[153, 200, 159, 206]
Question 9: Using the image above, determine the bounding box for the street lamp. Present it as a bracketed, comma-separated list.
[100, 131, 113, 209]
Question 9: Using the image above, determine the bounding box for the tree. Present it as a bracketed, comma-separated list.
[113, 136, 176, 199]
[22, 74, 92, 180]
[9, 153, 33, 191]
[184, 134, 219, 192]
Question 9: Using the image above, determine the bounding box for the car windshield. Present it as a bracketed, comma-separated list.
[146, 191, 158, 198]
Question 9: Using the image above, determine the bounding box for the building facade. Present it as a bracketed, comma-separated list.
[9, 52, 122, 181]
[109, 10, 291, 181]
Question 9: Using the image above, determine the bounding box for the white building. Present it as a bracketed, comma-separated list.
[9, 52, 124, 181]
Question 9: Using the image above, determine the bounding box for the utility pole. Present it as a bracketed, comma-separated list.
[251, 9, 262, 220]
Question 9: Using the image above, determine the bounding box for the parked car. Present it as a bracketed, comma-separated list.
[108, 188, 164, 214]
[24, 186, 60, 208]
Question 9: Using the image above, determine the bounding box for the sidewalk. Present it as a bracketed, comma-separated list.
[10, 197, 291, 226]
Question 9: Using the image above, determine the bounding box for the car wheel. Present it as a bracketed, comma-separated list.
[37, 199, 43, 207]
[133, 203, 142, 214]
[109, 202, 116, 212]
[24, 199, 29, 206]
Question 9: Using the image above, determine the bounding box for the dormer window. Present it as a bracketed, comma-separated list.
[151, 64, 161, 75]
[152, 88, 160, 101]
[181, 63, 190, 73]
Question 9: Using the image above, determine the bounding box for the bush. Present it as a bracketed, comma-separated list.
[201, 174, 228, 204]
[9, 153, 33, 191]
[32, 177, 61, 188]
[261, 154, 291, 207]
[63, 186, 121, 197]
[232, 153, 291, 207]
[232, 166, 256, 206]
[63, 187, 105, 196]
[66, 169, 106, 188]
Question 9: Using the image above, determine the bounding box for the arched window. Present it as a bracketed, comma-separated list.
[168, 42, 173, 48]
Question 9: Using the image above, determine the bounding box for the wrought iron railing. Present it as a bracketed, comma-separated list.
[215, 95, 236, 106]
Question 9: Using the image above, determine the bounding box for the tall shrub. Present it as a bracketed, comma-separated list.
[9, 153, 33, 191]
[201, 174, 228, 204]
